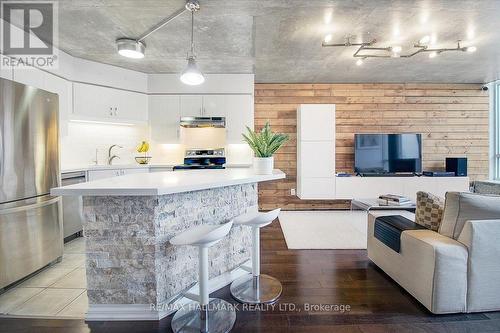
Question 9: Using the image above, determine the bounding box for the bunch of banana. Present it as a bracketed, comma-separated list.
[136, 141, 150, 153]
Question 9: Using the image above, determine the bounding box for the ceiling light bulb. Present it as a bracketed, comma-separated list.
[392, 45, 402, 53]
[466, 46, 477, 53]
[428, 51, 437, 58]
[180, 56, 205, 85]
[419, 35, 430, 44]
[324, 34, 333, 43]
[116, 38, 145, 59]
[356, 59, 363, 66]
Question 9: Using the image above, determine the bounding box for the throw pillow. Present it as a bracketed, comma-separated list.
[439, 192, 500, 239]
[415, 191, 444, 231]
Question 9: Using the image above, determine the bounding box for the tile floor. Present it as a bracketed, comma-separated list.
[0, 237, 88, 319]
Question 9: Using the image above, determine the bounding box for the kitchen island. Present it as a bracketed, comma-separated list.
[51, 168, 285, 321]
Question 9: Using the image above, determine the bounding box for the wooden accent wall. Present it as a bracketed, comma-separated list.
[255, 83, 490, 210]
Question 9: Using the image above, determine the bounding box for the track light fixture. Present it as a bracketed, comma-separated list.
[323, 35, 477, 63]
[116, 0, 204, 85]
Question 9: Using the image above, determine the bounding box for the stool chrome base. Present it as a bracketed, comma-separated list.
[230, 274, 282, 304]
[171, 298, 236, 333]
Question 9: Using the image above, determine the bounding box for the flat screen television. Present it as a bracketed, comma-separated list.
[354, 133, 422, 174]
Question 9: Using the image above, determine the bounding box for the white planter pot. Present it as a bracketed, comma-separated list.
[253, 157, 274, 175]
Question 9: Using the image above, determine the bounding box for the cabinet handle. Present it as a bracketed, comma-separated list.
[114, 107, 118, 116]
[109, 107, 113, 116]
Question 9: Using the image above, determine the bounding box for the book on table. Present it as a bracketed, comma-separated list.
[377, 199, 413, 206]
[378, 194, 411, 203]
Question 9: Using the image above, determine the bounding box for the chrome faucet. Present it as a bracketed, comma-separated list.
[108, 144, 123, 165]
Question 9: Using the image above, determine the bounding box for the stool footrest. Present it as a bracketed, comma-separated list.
[184, 292, 200, 302]
[241, 265, 253, 273]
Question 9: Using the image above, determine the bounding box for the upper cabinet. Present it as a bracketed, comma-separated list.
[179, 95, 226, 117]
[179, 95, 203, 117]
[151, 94, 253, 144]
[0, 55, 13, 80]
[72, 82, 148, 122]
[149, 95, 181, 142]
[225, 95, 253, 143]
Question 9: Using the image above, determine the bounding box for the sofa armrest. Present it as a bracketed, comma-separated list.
[368, 213, 468, 313]
[458, 219, 500, 312]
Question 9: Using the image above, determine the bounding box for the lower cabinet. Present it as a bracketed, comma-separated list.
[335, 177, 470, 201]
[87, 168, 148, 181]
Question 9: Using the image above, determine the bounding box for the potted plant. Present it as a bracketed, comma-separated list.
[135, 140, 152, 165]
[242, 122, 289, 175]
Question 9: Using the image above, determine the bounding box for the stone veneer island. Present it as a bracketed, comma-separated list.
[51, 168, 285, 321]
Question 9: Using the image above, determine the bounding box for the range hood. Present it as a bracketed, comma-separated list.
[180, 116, 226, 128]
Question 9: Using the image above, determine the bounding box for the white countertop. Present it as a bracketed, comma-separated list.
[61, 164, 252, 174]
[52, 168, 285, 196]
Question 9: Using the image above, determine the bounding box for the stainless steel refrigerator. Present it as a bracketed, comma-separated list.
[0, 77, 62, 290]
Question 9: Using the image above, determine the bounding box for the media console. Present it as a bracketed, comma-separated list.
[334, 176, 469, 201]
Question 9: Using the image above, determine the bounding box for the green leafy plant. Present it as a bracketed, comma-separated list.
[242, 122, 289, 158]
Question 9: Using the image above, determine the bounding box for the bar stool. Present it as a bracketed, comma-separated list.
[170, 221, 236, 333]
[230, 208, 282, 304]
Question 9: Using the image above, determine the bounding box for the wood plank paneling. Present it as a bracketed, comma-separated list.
[255, 83, 489, 210]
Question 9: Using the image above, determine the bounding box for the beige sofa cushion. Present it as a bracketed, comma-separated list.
[439, 192, 500, 239]
[415, 191, 444, 231]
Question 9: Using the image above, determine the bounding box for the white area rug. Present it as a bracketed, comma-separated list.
[278, 211, 368, 250]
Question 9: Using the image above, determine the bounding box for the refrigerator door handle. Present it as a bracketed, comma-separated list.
[0, 196, 60, 215]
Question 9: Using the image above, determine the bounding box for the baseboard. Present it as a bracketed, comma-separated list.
[86, 260, 251, 321]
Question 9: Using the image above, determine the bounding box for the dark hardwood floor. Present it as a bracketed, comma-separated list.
[2, 219, 500, 333]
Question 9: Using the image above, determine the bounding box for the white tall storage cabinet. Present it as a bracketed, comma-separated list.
[297, 104, 336, 199]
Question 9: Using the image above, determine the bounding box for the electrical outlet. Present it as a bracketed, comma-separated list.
[290, 188, 296, 196]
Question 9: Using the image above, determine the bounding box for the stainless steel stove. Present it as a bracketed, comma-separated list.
[173, 148, 226, 170]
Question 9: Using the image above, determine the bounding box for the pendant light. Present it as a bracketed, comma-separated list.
[180, 10, 205, 85]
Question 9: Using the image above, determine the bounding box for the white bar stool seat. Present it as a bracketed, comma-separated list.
[230, 208, 282, 304]
[170, 222, 236, 333]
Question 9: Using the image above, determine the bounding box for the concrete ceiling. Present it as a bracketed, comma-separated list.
[30, 0, 500, 82]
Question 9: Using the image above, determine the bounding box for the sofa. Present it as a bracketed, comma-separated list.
[367, 192, 500, 314]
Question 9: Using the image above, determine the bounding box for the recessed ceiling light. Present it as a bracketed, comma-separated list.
[428, 51, 437, 58]
[466, 46, 477, 53]
[324, 34, 333, 43]
[356, 59, 363, 66]
[392, 45, 402, 53]
[116, 38, 145, 59]
[419, 35, 430, 44]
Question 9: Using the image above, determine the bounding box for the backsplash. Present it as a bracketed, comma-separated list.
[60, 122, 253, 170]
[60, 122, 150, 168]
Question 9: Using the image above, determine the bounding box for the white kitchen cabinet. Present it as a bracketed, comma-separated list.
[225, 95, 254, 143]
[149, 95, 181, 143]
[180, 95, 203, 117]
[73, 82, 147, 122]
[12, 66, 46, 88]
[297, 104, 336, 199]
[179, 95, 227, 117]
[202, 95, 226, 117]
[0, 55, 13, 80]
[87, 168, 147, 181]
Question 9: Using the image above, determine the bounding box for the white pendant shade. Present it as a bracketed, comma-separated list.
[180, 57, 205, 85]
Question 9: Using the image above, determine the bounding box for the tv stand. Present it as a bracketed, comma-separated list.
[335, 176, 469, 201]
[359, 173, 416, 177]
